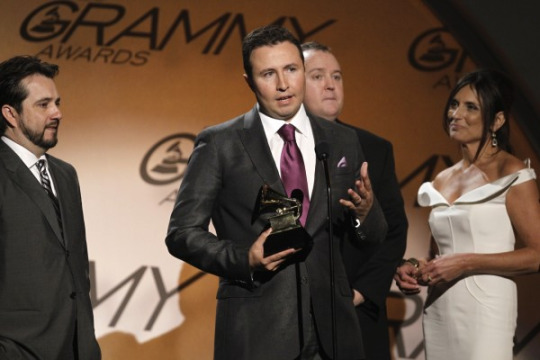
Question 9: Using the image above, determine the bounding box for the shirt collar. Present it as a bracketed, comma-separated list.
[258, 104, 310, 139]
[1, 136, 46, 168]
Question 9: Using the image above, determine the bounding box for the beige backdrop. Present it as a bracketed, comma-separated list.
[1, 0, 539, 359]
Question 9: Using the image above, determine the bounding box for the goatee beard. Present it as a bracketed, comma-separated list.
[19, 120, 58, 150]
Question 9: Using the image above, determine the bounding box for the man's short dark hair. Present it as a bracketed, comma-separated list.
[0, 56, 59, 134]
[242, 25, 303, 79]
[301, 41, 332, 53]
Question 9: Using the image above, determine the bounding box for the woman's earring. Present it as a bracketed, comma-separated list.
[491, 131, 498, 147]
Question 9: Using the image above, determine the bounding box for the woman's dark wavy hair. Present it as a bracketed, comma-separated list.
[443, 69, 514, 162]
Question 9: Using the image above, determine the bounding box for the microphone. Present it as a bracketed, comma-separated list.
[291, 189, 304, 218]
[315, 141, 329, 161]
[315, 141, 337, 359]
[315, 142, 331, 187]
[290, 189, 304, 203]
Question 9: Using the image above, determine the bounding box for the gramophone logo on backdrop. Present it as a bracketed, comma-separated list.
[408, 27, 472, 88]
[20, 0, 337, 66]
[20, 1, 151, 66]
[24, 5, 60, 35]
[140, 133, 196, 185]
[140, 133, 197, 204]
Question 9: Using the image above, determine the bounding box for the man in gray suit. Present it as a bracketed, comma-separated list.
[0, 56, 100, 359]
[166, 25, 387, 360]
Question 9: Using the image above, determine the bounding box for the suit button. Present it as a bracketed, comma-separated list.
[70, 292, 77, 299]
[65, 250, 70, 257]
[301, 276, 308, 285]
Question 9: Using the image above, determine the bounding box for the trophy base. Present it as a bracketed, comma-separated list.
[263, 226, 312, 257]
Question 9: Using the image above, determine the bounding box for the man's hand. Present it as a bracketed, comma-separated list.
[394, 261, 422, 295]
[248, 228, 298, 272]
[352, 289, 365, 306]
[339, 162, 373, 222]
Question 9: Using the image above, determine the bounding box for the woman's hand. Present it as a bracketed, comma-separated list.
[419, 254, 470, 285]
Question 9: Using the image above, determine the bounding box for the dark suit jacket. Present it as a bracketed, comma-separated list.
[166, 107, 387, 360]
[338, 121, 408, 360]
[0, 140, 100, 360]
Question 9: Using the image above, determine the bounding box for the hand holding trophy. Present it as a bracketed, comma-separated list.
[252, 184, 313, 257]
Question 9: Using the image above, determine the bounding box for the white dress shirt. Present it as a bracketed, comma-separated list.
[258, 104, 316, 198]
[1, 136, 57, 195]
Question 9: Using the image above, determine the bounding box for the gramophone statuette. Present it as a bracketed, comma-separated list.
[252, 184, 312, 256]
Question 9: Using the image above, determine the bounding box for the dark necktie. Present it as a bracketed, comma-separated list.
[278, 124, 310, 226]
[36, 159, 64, 236]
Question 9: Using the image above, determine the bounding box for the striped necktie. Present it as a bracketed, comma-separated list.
[36, 159, 63, 236]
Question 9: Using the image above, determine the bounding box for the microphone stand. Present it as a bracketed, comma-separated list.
[316, 143, 336, 360]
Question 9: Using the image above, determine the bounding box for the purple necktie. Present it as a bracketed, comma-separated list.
[278, 124, 310, 226]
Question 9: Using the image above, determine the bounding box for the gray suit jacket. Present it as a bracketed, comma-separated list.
[166, 106, 387, 360]
[0, 140, 100, 360]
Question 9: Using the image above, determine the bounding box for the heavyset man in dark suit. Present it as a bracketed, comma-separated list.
[0, 56, 101, 359]
[302, 42, 408, 360]
[166, 25, 387, 360]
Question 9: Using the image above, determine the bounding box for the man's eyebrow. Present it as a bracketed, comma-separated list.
[33, 96, 60, 104]
[34, 97, 53, 103]
[258, 67, 275, 73]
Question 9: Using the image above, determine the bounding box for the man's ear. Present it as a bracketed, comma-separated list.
[1, 105, 18, 128]
[492, 111, 506, 132]
[243, 73, 255, 92]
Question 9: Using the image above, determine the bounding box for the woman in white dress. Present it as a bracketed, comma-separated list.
[394, 69, 540, 360]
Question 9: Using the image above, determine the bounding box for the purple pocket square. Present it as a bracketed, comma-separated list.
[337, 156, 348, 168]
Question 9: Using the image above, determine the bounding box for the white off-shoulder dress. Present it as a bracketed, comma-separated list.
[417, 164, 536, 360]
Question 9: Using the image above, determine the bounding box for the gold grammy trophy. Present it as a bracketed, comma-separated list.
[252, 184, 313, 257]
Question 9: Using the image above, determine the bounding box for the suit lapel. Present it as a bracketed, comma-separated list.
[47, 156, 70, 247]
[238, 106, 284, 194]
[0, 141, 65, 246]
[238, 111, 339, 233]
[237, 110, 342, 234]
[305, 116, 334, 233]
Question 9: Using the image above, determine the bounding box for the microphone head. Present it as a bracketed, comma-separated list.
[290, 189, 304, 216]
[290, 189, 304, 203]
[315, 142, 330, 160]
